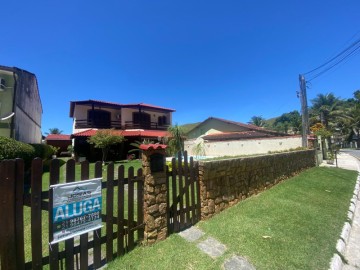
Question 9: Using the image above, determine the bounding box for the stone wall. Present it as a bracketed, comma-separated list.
[141, 146, 168, 244]
[198, 149, 316, 219]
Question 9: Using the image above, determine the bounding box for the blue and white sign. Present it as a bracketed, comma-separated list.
[50, 178, 102, 244]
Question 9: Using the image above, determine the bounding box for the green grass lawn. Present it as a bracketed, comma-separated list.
[108, 166, 357, 270]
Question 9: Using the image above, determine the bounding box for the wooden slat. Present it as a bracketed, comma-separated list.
[49, 159, 60, 270]
[177, 152, 185, 230]
[106, 162, 114, 262]
[0, 161, 17, 270]
[117, 165, 125, 256]
[127, 167, 135, 251]
[65, 159, 75, 270]
[136, 168, 144, 241]
[195, 162, 201, 223]
[80, 161, 89, 270]
[171, 157, 178, 232]
[93, 161, 102, 269]
[15, 159, 25, 269]
[166, 166, 171, 234]
[189, 157, 196, 225]
[31, 158, 43, 269]
[183, 152, 191, 227]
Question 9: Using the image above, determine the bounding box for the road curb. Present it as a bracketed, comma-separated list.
[330, 170, 360, 270]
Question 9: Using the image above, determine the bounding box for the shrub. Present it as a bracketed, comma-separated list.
[30, 143, 54, 159]
[0, 136, 35, 165]
[166, 160, 185, 172]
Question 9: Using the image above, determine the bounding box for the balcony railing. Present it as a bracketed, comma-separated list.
[125, 121, 169, 130]
[74, 119, 169, 130]
[75, 119, 122, 129]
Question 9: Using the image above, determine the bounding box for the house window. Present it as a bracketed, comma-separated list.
[88, 109, 111, 128]
[133, 112, 151, 128]
[158, 116, 167, 126]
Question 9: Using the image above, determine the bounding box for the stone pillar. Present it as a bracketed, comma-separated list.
[140, 144, 168, 244]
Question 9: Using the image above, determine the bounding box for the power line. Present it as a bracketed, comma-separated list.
[308, 43, 360, 82]
[303, 36, 360, 77]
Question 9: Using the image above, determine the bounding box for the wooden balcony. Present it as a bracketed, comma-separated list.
[125, 121, 169, 130]
[75, 119, 122, 129]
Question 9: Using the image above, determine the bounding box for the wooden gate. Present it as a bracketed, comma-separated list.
[0, 158, 144, 270]
[166, 151, 201, 234]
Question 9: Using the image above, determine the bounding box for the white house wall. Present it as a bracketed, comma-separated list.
[185, 136, 303, 157]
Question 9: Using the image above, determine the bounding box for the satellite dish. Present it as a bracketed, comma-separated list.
[0, 112, 15, 121]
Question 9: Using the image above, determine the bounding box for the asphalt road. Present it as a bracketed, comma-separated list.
[341, 149, 360, 159]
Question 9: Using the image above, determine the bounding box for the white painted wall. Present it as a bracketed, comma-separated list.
[185, 136, 303, 157]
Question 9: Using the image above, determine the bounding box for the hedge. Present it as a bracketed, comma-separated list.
[0, 136, 36, 165]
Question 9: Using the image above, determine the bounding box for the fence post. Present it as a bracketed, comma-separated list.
[140, 144, 168, 244]
[0, 159, 24, 270]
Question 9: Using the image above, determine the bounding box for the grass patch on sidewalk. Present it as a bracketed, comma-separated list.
[108, 167, 357, 270]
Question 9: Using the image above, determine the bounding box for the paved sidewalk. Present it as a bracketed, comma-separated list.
[325, 152, 360, 270]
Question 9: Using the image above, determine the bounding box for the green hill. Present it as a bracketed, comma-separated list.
[180, 122, 201, 135]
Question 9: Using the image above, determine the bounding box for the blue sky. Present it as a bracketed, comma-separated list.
[2, 1, 359, 135]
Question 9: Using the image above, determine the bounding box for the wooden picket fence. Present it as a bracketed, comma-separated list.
[166, 152, 201, 233]
[0, 158, 144, 270]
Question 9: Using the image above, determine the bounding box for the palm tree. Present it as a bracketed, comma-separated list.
[310, 93, 343, 129]
[167, 124, 185, 156]
[46, 128, 63, 135]
[344, 90, 360, 147]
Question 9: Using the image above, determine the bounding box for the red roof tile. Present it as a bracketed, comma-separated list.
[188, 117, 287, 137]
[122, 103, 175, 112]
[45, 134, 71, 141]
[139, 144, 167, 150]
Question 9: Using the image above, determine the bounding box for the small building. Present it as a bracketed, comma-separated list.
[0, 65, 42, 143]
[45, 134, 72, 156]
[185, 117, 302, 157]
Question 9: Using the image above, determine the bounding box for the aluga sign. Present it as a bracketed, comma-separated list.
[50, 178, 103, 244]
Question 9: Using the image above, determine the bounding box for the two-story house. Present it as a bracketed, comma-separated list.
[70, 100, 175, 160]
[0, 65, 42, 144]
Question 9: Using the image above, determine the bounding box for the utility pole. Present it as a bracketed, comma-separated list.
[299, 74, 309, 148]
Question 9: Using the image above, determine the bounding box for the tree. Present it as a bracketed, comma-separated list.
[167, 124, 185, 156]
[345, 90, 360, 147]
[87, 129, 125, 163]
[46, 128, 63, 135]
[248, 116, 265, 127]
[310, 93, 343, 129]
[273, 111, 302, 134]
